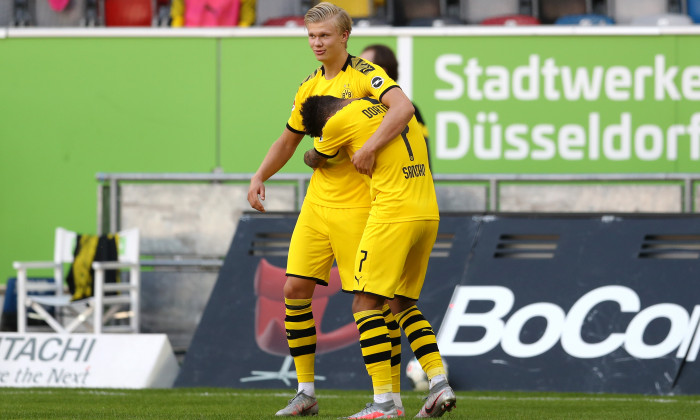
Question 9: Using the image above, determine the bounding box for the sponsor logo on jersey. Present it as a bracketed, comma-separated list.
[371, 76, 384, 89]
[353, 58, 376, 75]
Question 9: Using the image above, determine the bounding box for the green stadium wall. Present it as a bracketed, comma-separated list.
[1, 28, 699, 284]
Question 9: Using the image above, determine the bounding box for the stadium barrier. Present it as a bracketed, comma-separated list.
[176, 212, 700, 395]
[0, 333, 179, 388]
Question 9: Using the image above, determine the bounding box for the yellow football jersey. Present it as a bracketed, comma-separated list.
[315, 98, 439, 222]
[288, 55, 399, 208]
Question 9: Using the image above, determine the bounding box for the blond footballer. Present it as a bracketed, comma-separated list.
[246, 2, 415, 417]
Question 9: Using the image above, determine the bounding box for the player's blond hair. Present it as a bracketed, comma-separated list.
[304, 2, 352, 35]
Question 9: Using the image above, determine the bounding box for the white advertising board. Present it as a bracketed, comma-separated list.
[0, 333, 179, 388]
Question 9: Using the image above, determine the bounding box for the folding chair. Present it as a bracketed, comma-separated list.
[13, 227, 140, 334]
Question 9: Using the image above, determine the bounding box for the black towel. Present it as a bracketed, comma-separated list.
[66, 233, 120, 301]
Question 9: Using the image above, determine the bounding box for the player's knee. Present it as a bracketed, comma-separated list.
[352, 292, 384, 313]
[283, 276, 315, 299]
[389, 296, 416, 314]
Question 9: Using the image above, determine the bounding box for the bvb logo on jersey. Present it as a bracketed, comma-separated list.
[341, 86, 353, 99]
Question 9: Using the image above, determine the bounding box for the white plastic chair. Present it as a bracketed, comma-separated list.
[13, 227, 140, 334]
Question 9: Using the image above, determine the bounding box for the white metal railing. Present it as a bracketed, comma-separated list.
[96, 172, 310, 234]
[96, 171, 699, 234]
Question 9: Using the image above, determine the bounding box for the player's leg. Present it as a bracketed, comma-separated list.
[278, 279, 320, 417]
[394, 301, 456, 418]
[391, 220, 456, 417]
[383, 303, 404, 416]
[329, 207, 405, 415]
[346, 220, 411, 419]
[350, 293, 396, 419]
[283, 277, 319, 393]
[277, 203, 334, 416]
[392, 303, 447, 387]
[328, 206, 370, 292]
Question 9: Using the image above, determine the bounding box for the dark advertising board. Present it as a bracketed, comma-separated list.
[177, 212, 700, 395]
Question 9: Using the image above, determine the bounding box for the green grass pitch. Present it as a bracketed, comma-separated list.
[0, 388, 698, 419]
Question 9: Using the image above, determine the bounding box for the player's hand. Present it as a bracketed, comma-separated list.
[247, 178, 266, 212]
[351, 146, 375, 177]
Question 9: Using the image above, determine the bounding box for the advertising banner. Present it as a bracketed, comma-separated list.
[178, 213, 700, 395]
[433, 214, 700, 394]
[0, 333, 179, 388]
[412, 35, 700, 173]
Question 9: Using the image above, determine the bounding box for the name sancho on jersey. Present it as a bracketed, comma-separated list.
[403, 164, 426, 179]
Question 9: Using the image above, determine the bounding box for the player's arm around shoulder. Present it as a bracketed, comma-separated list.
[351, 88, 414, 176]
[304, 148, 327, 169]
[248, 128, 304, 212]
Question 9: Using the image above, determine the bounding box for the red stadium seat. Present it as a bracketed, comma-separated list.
[104, 0, 153, 26]
[481, 14, 541, 25]
[262, 15, 306, 27]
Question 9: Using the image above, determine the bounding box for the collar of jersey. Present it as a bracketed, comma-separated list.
[321, 54, 353, 76]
